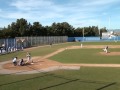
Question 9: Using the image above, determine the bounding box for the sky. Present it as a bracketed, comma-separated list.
[0, 0, 120, 29]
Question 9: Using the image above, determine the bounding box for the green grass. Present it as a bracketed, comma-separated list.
[0, 42, 120, 90]
[50, 48, 120, 64]
[0, 67, 120, 90]
[80, 41, 120, 45]
[0, 42, 76, 62]
[0, 41, 120, 62]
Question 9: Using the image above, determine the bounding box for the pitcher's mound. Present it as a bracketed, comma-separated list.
[100, 52, 120, 56]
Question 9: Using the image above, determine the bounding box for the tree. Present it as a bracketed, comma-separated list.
[32, 22, 43, 36]
[74, 28, 83, 36]
[0, 18, 108, 38]
[0, 29, 3, 39]
[16, 18, 28, 36]
[51, 22, 74, 36]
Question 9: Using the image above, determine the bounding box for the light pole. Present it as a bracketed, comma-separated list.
[83, 27, 84, 41]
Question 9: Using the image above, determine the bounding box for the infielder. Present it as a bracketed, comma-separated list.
[103, 46, 108, 53]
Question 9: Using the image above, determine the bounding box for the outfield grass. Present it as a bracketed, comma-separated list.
[80, 41, 120, 45]
[0, 67, 120, 90]
[0, 42, 120, 90]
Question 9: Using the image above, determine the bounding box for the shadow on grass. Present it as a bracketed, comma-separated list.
[39, 79, 79, 90]
[0, 65, 118, 90]
[97, 82, 116, 90]
[0, 73, 53, 87]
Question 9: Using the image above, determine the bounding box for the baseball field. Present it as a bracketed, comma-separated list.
[0, 42, 120, 90]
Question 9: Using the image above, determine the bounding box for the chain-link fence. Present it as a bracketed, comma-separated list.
[16, 36, 68, 47]
[0, 36, 68, 54]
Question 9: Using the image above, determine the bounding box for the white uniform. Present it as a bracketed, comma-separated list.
[12, 57, 17, 66]
[103, 46, 108, 53]
[26, 52, 33, 64]
[81, 44, 83, 48]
